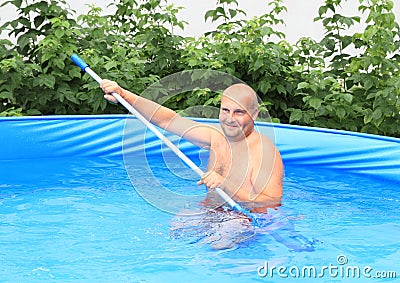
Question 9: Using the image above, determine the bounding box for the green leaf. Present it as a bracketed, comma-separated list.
[309, 97, 322, 109]
[276, 84, 286, 94]
[68, 67, 81, 78]
[65, 93, 79, 104]
[289, 109, 302, 123]
[279, 101, 287, 111]
[364, 109, 373, 124]
[34, 16, 45, 28]
[364, 79, 374, 90]
[216, 7, 225, 16]
[318, 5, 328, 16]
[104, 61, 117, 71]
[297, 82, 309, 90]
[336, 107, 346, 119]
[253, 57, 264, 71]
[17, 35, 30, 51]
[19, 17, 31, 28]
[39, 74, 56, 89]
[228, 9, 237, 18]
[14, 0, 23, 8]
[372, 108, 382, 121]
[53, 58, 65, 70]
[0, 91, 13, 99]
[258, 80, 271, 93]
[204, 10, 216, 22]
[342, 93, 353, 103]
[26, 109, 41, 115]
[55, 28, 64, 39]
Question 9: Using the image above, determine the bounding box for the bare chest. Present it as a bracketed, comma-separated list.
[208, 140, 256, 184]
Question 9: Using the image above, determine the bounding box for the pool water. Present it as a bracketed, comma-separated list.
[0, 155, 399, 282]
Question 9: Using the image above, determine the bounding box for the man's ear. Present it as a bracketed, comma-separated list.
[252, 109, 259, 121]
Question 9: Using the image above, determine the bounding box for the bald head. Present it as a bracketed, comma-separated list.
[222, 83, 259, 119]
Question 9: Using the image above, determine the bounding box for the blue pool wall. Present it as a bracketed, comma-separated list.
[1, 115, 400, 184]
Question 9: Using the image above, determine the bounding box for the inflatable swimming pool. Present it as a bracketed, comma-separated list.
[1, 115, 399, 282]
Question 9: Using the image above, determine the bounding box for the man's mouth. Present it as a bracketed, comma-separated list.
[225, 123, 238, 128]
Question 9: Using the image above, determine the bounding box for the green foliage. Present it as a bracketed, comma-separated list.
[308, 0, 400, 135]
[181, 0, 292, 122]
[283, 0, 400, 136]
[0, 0, 185, 115]
[0, 0, 399, 136]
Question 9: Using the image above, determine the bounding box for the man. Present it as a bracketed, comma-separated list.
[101, 80, 284, 207]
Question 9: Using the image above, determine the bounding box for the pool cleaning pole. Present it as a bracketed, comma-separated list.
[70, 54, 258, 225]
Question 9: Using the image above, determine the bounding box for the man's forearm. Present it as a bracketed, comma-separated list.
[119, 88, 179, 130]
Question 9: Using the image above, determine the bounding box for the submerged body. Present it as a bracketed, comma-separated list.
[170, 206, 315, 251]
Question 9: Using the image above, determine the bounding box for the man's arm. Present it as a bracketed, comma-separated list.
[100, 79, 214, 148]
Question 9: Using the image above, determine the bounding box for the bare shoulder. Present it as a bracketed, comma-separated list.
[251, 131, 278, 153]
[180, 120, 221, 148]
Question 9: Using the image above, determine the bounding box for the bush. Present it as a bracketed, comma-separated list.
[0, 0, 399, 137]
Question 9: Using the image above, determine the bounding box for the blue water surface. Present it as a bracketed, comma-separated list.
[0, 156, 399, 282]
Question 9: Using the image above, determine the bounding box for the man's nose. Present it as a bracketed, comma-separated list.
[225, 113, 235, 122]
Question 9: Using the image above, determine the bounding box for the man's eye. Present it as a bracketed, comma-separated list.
[235, 110, 246, 115]
[222, 108, 229, 113]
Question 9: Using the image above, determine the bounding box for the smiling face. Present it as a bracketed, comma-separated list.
[219, 84, 259, 142]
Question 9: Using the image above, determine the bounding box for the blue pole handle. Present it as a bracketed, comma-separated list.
[233, 203, 259, 226]
[71, 54, 89, 71]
